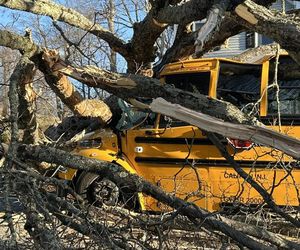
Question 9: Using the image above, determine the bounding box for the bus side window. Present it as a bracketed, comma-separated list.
[268, 80, 300, 116]
[267, 57, 300, 116]
[217, 62, 261, 115]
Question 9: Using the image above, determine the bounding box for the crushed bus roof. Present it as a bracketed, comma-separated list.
[159, 54, 290, 77]
[159, 58, 262, 76]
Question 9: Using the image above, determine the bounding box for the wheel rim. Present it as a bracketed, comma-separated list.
[90, 178, 119, 206]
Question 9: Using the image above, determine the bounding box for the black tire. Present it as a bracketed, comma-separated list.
[76, 172, 119, 207]
[76, 171, 140, 210]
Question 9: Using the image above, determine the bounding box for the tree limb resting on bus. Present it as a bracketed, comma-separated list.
[19, 143, 290, 250]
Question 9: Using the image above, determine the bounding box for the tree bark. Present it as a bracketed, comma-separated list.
[2, 30, 299, 159]
[39, 50, 112, 123]
[17, 59, 39, 144]
[1, 57, 9, 117]
[107, 0, 117, 72]
[24, 210, 62, 249]
[1, 0, 294, 72]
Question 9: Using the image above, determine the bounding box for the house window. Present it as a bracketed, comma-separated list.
[193, 20, 205, 31]
[246, 32, 255, 48]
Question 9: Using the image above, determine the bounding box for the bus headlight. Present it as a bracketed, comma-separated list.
[78, 138, 102, 148]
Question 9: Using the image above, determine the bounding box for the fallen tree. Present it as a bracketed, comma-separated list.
[2, 29, 300, 158]
[17, 143, 300, 249]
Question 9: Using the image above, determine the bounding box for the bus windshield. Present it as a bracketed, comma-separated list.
[165, 72, 210, 95]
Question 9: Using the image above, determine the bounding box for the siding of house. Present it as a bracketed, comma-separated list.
[203, 32, 247, 58]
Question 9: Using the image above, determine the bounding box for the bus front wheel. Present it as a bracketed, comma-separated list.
[76, 172, 119, 207]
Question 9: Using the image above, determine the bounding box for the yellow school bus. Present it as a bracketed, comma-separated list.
[59, 54, 300, 212]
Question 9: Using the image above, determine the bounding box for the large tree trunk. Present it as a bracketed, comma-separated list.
[150, 98, 300, 159]
[54, 59, 256, 125]
[39, 50, 112, 123]
[17, 59, 39, 144]
[1, 30, 299, 159]
[1, 57, 9, 117]
[107, 0, 117, 72]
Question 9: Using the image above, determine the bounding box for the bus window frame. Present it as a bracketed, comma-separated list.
[156, 65, 218, 128]
[260, 60, 269, 117]
[216, 61, 264, 116]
